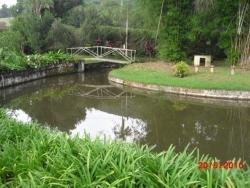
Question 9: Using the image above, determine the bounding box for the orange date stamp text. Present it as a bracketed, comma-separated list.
[198, 160, 246, 170]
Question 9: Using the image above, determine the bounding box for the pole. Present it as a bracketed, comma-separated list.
[155, 0, 165, 44]
[125, 0, 129, 55]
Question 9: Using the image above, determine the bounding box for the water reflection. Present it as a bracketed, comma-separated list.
[180, 121, 219, 146]
[1, 70, 250, 162]
[70, 108, 146, 142]
[6, 109, 32, 123]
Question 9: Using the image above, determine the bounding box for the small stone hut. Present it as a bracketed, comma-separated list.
[194, 55, 212, 67]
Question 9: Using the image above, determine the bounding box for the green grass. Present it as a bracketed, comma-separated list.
[0, 109, 250, 187]
[111, 63, 250, 91]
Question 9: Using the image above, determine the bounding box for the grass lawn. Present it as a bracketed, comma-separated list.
[0, 109, 250, 187]
[111, 62, 250, 91]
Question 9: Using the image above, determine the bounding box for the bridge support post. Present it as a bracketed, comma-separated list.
[78, 62, 85, 72]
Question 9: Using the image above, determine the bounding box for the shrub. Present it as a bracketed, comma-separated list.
[0, 49, 74, 71]
[0, 48, 26, 72]
[26, 50, 74, 69]
[173, 61, 189, 78]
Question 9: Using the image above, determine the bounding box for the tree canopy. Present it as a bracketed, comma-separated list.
[0, 0, 249, 65]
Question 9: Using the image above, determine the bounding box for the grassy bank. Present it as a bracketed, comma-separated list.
[110, 63, 250, 91]
[0, 109, 250, 187]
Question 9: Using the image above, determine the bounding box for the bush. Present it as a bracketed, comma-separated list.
[173, 61, 189, 78]
[0, 48, 74, 72]
[26, 50, 74, 69]
[46, 19, 77, 50]
[0, 48, 26, 72]
[0, 31, 24, 52]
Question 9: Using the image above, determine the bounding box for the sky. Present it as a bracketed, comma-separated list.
[0, 0, 17, 7]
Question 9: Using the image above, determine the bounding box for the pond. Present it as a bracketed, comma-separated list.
[1, 69, 250, 163]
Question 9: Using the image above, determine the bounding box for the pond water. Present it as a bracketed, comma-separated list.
[1, 69, 250, 162]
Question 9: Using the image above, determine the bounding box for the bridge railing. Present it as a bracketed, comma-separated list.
[69, 84, 135, 99]
[67, 46, 136, 63]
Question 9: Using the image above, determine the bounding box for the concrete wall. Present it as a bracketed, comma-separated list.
[109, 76, 250, 100]
[0, 62, 85, 89]
[0, 61, 123, 89]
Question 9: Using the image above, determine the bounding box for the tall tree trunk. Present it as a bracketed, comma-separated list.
[155, 0, 165, 44]
[234, 0, 250, 67]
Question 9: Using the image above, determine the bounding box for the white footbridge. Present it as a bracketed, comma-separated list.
[67, 46, 136, 64]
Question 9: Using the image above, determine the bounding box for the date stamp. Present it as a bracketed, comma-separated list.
[198, 161, 246, 170]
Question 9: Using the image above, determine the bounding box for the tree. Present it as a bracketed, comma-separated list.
[46, 19, 76, 49]
[29, 0, 54, 18]
[159, 0, 193, 61]
[11, 13, 40, 53]
[80, 5, 102, 45]
[53, 0, 83, 17]
[0, 31, 24, 52]
[15, 0, 54, 17]
[194, 0, 214, 12]
[136, 0, 249, 63]
[63, 5, 85, 27]
[234, 0, 250, 67]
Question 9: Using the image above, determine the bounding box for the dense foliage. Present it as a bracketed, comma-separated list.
[0, 48, 26, 71]
[26, 50, 74, 69]
[0, 0, 151, 55]
[0, 109, 249, 187]
[138, 0, 250, 65]
[0, 0, 249, 63]
[0, 48, 73, 72]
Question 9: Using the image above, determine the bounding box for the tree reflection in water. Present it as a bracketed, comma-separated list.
[226, 107, 250, 162]
[70, 108, 147, 142]
[3, 71, 250, 162]
[113, 117, 147, 142]
[180, 121, 219, 146]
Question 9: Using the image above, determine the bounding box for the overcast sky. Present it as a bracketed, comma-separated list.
[0, 0, 17, 7]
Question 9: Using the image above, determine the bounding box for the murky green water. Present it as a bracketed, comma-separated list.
[1, 69, 250, 162]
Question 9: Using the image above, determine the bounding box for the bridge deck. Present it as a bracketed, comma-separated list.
[84, 57, 130, 64]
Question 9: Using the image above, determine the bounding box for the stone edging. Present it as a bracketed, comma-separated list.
[0, 62, 85, 89]
[0, 62, 122, 89]
[109, 75, 250, 100]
